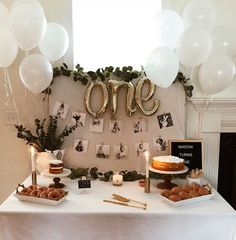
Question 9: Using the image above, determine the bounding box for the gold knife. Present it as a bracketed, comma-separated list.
[103, 199, 146, 210]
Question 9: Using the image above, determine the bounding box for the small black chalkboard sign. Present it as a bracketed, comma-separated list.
[169, 139, 203, 170]
[78, 178, 91, 189]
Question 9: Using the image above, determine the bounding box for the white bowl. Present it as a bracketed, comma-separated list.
[186, 176, 202, 185]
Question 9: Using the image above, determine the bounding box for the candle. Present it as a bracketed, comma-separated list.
[112, 173, 123, 186]
[144, 151, 149, 178]
[30, 147, 37, 172]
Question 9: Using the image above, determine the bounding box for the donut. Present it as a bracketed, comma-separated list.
[20, 187, 32, 196]
[30, 190, 42, 198]
[39, 191, 48, 199]
[38, 186, 48, 192]
[48, 190, 62, 201]
[56, 189, 66, 198]
[28, 185, 38, 191]
[169, 194, 181, 202]
[46, 188, 56, 196]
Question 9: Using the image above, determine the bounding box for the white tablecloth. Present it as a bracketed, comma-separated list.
[0, 175, 235, 240]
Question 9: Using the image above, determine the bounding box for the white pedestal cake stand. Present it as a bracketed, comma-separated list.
[42, 168, 71, 188]
[149, 166, 188, 190]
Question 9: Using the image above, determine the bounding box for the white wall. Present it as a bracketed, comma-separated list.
[0, 0, 73, 204]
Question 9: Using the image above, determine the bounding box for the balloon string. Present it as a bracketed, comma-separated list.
[4, 68, 21, 122]
[3, 70, 10, 106]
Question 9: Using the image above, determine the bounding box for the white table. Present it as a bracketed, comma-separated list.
[0, 175, 235, 240]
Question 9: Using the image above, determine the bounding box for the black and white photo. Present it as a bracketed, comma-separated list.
[72, 112, 86, 127]
[109, 120, 122, 134]
[157, 113, 173, 129]
[89, 118, 104, 132]
[133, 119, 147, 133]
[52, 101, 70, 119]
[114, 143, 128, 159]
[96, 144, 110, 159]
[153, 136, 168, 152]
[135, 142, 149, 157]
[74, 139, 88, 154]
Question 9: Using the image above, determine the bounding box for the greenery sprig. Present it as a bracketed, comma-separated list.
[43, 63, 193, 98]
[15, 115, 78, 152]
[68, 167, 145, 181]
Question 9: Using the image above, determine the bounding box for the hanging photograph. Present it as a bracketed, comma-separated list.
[153, 136, 168, 152]
[133, 119, 147, 133]
[114, 143, 128, 160]
[135, 142, 149, 157]
[52, 101, 70, 119]
[157, 112, 173, 129]
[89, 118, 104, 132]
[72, 112, 86, 127]
[109, 120, 123, 134]
[96, 144, 110, 159]
[74, 139, 89, 154]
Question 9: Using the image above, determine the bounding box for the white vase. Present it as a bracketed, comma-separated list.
[36, 151, 50, 173]
[46, 149, 65, 161]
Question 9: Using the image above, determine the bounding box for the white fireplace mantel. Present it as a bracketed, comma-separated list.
[187, 98, 236, 189]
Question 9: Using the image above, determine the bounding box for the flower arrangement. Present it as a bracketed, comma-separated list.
[15, 116, 78, 152]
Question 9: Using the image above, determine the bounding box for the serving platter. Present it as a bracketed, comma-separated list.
[14, 193, 68, 206]
[159, 191, 215, 207]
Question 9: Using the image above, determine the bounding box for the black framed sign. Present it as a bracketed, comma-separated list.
[169, 139, 203, 169]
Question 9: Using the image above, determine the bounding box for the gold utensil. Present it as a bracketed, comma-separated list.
[112, 194, 147, 207]
[103, 200, 146, 210]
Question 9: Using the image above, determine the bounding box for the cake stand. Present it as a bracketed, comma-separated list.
[42, 168, 71, 188]
[149, 166, 188, 190]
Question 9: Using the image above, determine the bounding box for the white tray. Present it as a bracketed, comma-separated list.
[160, 191, 215, 207]
[14, 193, 67, 206]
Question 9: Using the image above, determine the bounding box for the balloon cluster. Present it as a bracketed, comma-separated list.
[0, 0, 69, 94]
[144, 0, 236, 96]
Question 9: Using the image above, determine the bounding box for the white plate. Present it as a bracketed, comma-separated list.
[42, 168, 71, 178]
[160, 191, 215, 207]
[14, 193, 67, 206]
[149, 165, 188, 175]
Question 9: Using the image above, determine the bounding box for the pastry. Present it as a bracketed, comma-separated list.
[49, 159, 64, 174]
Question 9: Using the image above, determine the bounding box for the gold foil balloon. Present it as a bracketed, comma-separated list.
[84, 81, 109, 118]
[107, 79, 136, 116]
[135, 77, 160, 116]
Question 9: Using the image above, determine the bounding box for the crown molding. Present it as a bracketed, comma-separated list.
[189, 98, 236, 113]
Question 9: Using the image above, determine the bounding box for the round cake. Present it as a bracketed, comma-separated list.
[49, 160, 64, 174]
[152, 155, 184, 171]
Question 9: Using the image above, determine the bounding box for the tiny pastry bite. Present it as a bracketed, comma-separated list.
[198, 187, 210, 196]
[171, 186, 182, 194]
[169, 194, 181, 202]
[178, 191, 190, 200]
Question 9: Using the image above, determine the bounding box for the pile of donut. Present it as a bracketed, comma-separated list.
[161, 182, 211, 202]
[18, 185, 67, 201]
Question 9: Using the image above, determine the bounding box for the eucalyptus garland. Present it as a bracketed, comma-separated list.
[43, 63, 193, 98]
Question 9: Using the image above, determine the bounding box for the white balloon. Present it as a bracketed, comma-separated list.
[154, 10, 184, 50]
[144, 47, 179, 88]
[211, 25, 236, 58]
[0, 2, 10, 26]
[9, 3, 47, 51]
[0, 26, 18, 68]
[39, 22, 69, 62]
[199, 53, 235, 95]
[183, 0, 216, 31]
[19, 54, 53, 94]
[11, 0, 44, 11]
[177, 27, 212, 67]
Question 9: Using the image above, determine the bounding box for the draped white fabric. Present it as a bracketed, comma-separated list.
[0, 175, 235, 240]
